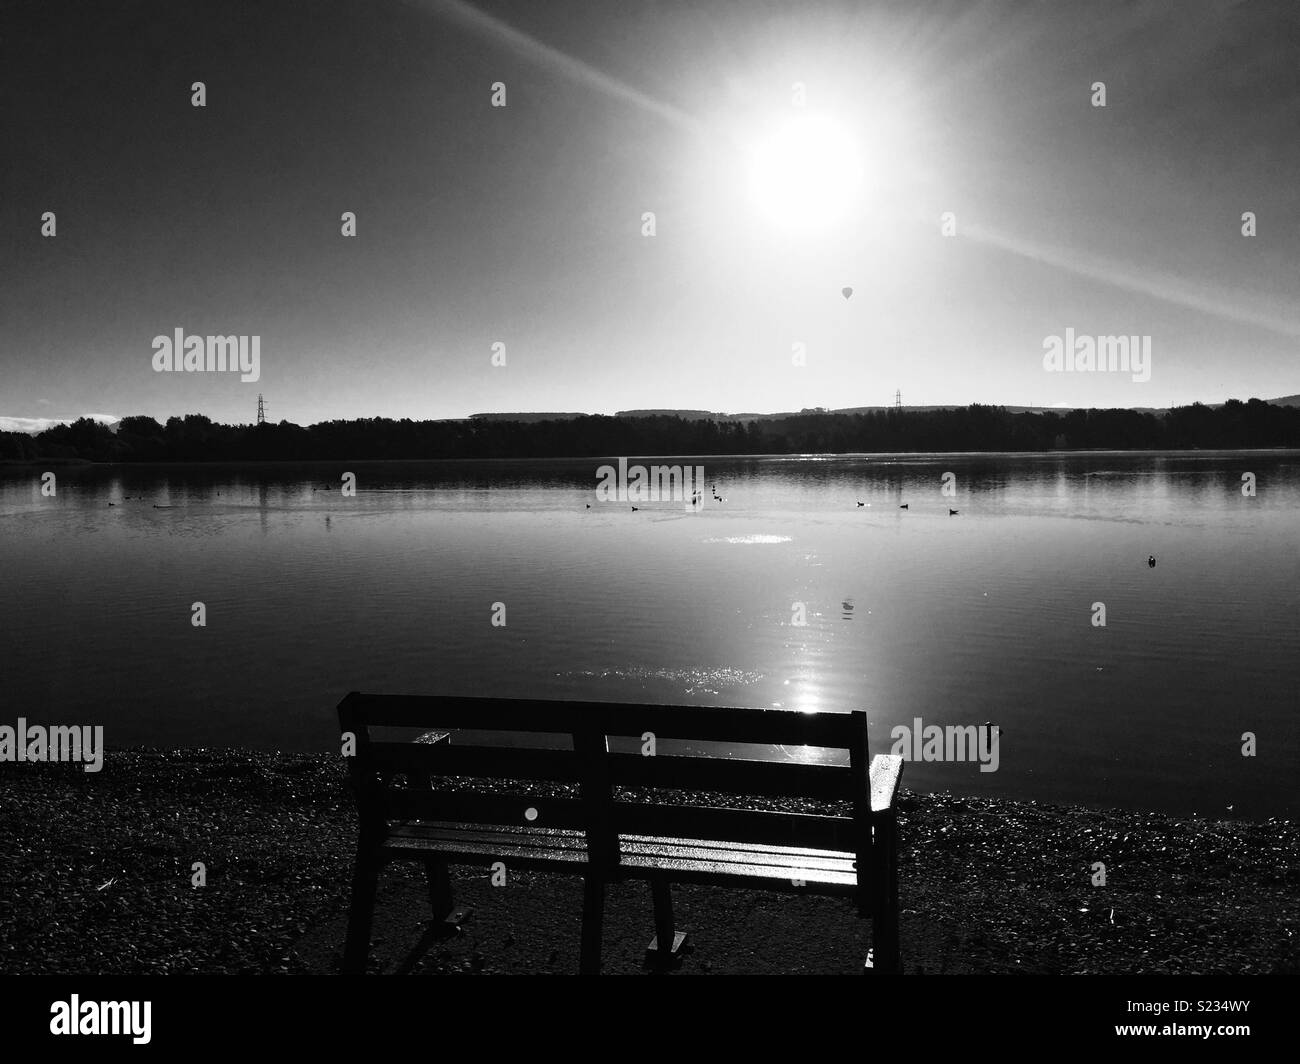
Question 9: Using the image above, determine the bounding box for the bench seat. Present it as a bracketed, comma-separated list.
[384, 820, 859, 888]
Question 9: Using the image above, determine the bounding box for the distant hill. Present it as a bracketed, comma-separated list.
[634, 404, 1151, 419]
[467, 412, 588, 423]
[481, 398, 1297, 421]
[614, 409, 722, 420]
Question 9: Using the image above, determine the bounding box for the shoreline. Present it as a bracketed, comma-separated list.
[5, 446, 1300, 469]
[2, 748, 1296, 975]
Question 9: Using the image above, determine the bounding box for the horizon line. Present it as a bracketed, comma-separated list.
[4, 394, 1299, 436]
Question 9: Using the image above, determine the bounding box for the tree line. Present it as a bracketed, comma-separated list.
[3, 400, 1298, 463]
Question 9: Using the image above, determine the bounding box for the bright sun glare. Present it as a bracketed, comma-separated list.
[746, 113, 865, 233]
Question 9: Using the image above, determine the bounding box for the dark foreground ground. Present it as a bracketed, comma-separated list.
[1, 750, 1296, 975]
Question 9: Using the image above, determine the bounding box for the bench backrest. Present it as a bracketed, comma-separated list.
[338, 691, 877, 870]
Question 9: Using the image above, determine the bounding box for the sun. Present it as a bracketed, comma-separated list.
[746, 113, 865, 233]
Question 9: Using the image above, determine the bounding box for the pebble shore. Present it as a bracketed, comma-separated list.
[2, 749, 1296, 975]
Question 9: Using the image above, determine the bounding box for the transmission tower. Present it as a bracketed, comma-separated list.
[894, 389, 902, 412]
[257, 394, 267, 425]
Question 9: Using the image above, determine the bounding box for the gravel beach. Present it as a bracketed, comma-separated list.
[1, 749, 1296, 975]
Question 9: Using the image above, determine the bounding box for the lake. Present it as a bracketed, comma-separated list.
[2, 451, 1297, 819]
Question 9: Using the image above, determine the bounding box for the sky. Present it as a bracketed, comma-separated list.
[2, 0, 1299, 431]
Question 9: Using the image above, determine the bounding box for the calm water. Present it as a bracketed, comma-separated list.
[2, 451, 1297, 819]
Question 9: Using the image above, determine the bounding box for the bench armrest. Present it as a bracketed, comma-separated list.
[868, 754, 904, 815]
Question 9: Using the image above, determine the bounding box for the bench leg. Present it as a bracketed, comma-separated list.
[887, 818, 901, 972]
[579, 875, 605, 975]
[869, 813, 901, 974]
[651, 877, 674, 954]
[343, 848, 381, 975]
[646, 875, 686, 965]
[424, 858, 453, 921]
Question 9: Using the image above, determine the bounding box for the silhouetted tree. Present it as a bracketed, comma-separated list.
[9, 401, 1299, 463]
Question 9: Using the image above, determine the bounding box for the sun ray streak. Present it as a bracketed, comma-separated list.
[963, 223, 1300, 341]
[410, 0, 709, 137]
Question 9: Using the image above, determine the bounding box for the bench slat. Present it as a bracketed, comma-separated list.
[367, 741, 580, 782]
[387, 822, 589, 851]
[619, 834, 852, 870]
[384, 831, 591, 868]
[617, 852, 856, 888]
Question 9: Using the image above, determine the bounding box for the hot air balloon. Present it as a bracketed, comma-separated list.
[841, 287, 853, 299]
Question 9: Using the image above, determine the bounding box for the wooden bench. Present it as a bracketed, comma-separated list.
[337, 691, 904, 974]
